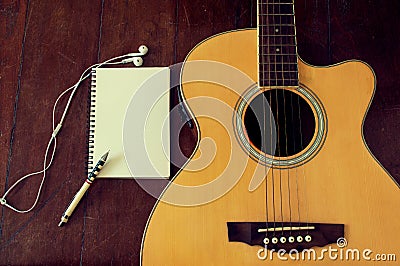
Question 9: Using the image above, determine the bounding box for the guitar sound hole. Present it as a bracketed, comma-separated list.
[243, 89, 315, 157]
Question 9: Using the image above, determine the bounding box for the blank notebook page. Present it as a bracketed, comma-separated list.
[89, 67, 170, 178]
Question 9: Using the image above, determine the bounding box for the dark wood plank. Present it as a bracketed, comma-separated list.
[174, 0, 255, 63]
[79, 1, 177, 264]
[0, 0, 101, 264]
[0, 0, 29, 262]
[327, 0, 400, 181]
[296, 0, 331, 65]
[0, 1, 28, 200]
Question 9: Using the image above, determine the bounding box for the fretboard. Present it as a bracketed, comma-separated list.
[258, 0, 299, 87]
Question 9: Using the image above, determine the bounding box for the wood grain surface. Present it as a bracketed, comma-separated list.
[0, 0, 399, 265]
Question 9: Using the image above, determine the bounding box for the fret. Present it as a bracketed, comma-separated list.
[260, 53, 297, 57]
[259, 80, 299, 87]
[259, 33, 296, 38]
[258, 0, 293, 4]
[258, 14, 294, 16]
[259, 45, 296, 55]
[258, 25, 295, 35]
[258, 15, 294, 25]
[259, 63, 298, 72]
[259, 2, 293, 3]
[259, 72, 299, 81]
[259, 54, 298, 65]
[260, 82, 299, 87]
[259, 36, 297, 46]
[261, 52, 297, 54]
[260, 80, 299, 83]
[259, 35, 296, 37]
[265, 24, 295, 26]
[258, 3, 294, 14]
[259, 70, 298, 73]
[260, 71, 298, 78]
[259, 64, 298, 74]
[260, 79, 299, 84]
[259, 79, 299, 83]
[259, 62, 298, 65]
[259, 60, 298, 67]
[258, 44, 297, 47]
[259, 62, 298, 64]
[259, 73, 299, 85]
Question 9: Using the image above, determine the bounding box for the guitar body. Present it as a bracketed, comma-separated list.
[141, 29, 400, 265]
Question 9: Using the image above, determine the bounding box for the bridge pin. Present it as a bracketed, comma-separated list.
[297, 235, 303, 243]
[263, 237, 270, 245]
[305, 235, 312, 242]
[280, 236, 286, 243]
[272, 237, 278, 244]
[288, 236, 295, 243]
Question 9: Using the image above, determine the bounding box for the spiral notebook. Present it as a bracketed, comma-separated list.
[88, 67, 170, 178]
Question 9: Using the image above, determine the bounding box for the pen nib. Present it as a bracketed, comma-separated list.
[101, 150, 110, 162]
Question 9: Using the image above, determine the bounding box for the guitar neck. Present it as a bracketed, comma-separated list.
[258, 0, 299, 87]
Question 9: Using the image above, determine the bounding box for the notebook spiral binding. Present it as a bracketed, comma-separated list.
[86, 68, 97, 174]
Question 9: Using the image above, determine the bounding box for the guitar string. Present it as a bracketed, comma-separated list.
[291, 0, 310, 236]
[270, 0, 285, 235]
[265, 0, 273, 237]
[263, 3, 269, 243]
[277, 0, 287, 237]
[259, 0, 269, 242]
[286, 1, 299, 236]
[260, 0, 269, 241]
[266, 0, 277, 237]
[296, 91, 309, 235]
[297, 80, 310, 236]
[285, 2, 302, 227]
[290, 0, 303, 234]
[279, 0, 294, 237]
[289, 87, 301, 229]
[276, 0, 285, 235]
[260, 0, 275, 235]
[267, 0, 277, 239]
[266, 0, 274, 241]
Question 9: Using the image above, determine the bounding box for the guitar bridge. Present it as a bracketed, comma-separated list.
[227, 222, 344, 251]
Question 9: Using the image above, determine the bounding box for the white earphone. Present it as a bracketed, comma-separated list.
[0, 44, 149, 213]
[122, 45, 148, 66]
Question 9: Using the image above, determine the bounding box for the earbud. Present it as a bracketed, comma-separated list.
[138, 45, 148, 55]
[132, 57, 143, 66]
[122, 57, 143, 66]
[127, 45, 149, 57]
[122, 45, 148, 66]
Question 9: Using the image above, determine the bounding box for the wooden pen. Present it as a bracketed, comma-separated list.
[58, 151, 109, 227]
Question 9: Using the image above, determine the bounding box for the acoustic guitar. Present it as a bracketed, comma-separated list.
[141, 0, 400, 265]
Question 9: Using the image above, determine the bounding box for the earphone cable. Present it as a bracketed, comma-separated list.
[0, 54, 134, 213]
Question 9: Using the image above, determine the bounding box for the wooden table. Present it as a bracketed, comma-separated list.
[1, 0, 399, 264]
